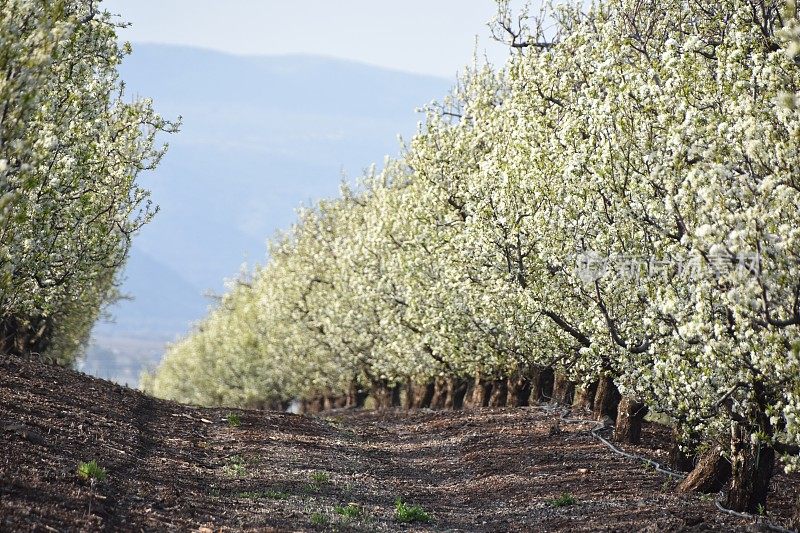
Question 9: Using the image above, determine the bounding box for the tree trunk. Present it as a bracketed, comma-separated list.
[461, 380, 475, 408]
[446, 378, 469, 410]
[531, 367, 554, 403]
[304, 397, 324, 414]
[430, 378, 449, 409]
[614, 397, 648, 444]
[507, 376, 532, 407]
[552, 372, 575, 405]
[592, 375, 621, 420]
[678, 446, 732, 494]
[573, 381, 598, 411]
[0, 316, 54, 360]
[669, 430, 696, 472]
[390, 384, 401, 408]
[727, 424, 775, 513]
[354, 389, 368, 408]
[371, 383, 390, 410]
[346, 383, 368, 408]
[403, 379, 415, 410]
[323, 395, 337, 411]
[488, 379, 508, 407]
[415, 381, 435, 409]
[471, 377, 493, 408]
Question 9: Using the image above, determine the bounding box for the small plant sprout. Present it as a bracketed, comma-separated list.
[310, 512, 328, 526]
[394, 498, 431, 523]
[334, 502, 361, 519]
[310, 471, 330, 485]
[227, 413, 241, 427]
[224, 455, 247, 478]
[77, 460, 107, 482]
[550, 493, 577, 507]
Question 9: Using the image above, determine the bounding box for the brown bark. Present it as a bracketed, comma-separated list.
[573, 381, 598, 411]
[677, 446, 732, 494]
[403, 379, 415, 410]
[461, 380, 475, 408]
[345, 390, 354, 407]
[726, 424, 775, 513]
[415, 381, 435, 409]
[353, 388, 369, 408]
[269, 399, 291, 412]
[531, 367, 554, 403]
[0, 316, 54, 360]
[390, 384, 401, 408]
[614, 397, 648, 444]
[323, 395, 337, 411]
[488, 379, 508, 407]
[551, 372, 575, 405]
[430, 378, 449, 409]
[371, 383, 389, 410]
[303, 397, 324, 414]
[372, 381, 401, 410]
[669, 430, 697, 472]
[592, 375, 621, 420]
[445, 378, 469, 410]
[264, 400, 276, 411]
[471, 378, 493, 408]
[346, 383, 369, 408]
[507, 376, 532, 407]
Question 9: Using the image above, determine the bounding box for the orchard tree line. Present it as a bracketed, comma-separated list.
[145, 0, 800, 514]
[0, 0, 174, 363]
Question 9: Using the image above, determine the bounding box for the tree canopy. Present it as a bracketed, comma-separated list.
[0, 0, 175, 363]
[145, 0, 800, 514]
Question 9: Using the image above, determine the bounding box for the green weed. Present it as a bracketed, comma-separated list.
[394, 498, 431, 523]
[310, 471, 330, 485]
[310, 512, 328, 526]
[77, 460, 107, 482]
[334, 502, 362, 519]
[224, 455, 247, 478]
[550, 492, 577, 507]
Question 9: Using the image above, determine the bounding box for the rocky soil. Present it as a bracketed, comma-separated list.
[2, 355, 799, 532]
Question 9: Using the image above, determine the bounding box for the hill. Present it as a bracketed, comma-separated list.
[84, 45, 453, 384]
[3, 355, 799, 531]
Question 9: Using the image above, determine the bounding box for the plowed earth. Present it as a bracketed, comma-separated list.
[2, 355, 799, 532]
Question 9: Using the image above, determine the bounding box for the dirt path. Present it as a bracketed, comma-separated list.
[2, 356, 799, 532]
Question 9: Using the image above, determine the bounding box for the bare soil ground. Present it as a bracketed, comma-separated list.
[2, 355, 799, 532]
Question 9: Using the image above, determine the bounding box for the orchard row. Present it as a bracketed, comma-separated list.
[0, 1, 175, 363]
[146, 0, 800, 514]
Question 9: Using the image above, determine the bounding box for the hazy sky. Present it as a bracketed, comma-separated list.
[103, 0, 516, 79]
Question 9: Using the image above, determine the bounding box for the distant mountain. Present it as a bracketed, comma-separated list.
[94, 247, 209, 337]
[85, 44, 452, 385]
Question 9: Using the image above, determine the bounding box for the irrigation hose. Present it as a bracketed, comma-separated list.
[554, 407, 797, 533]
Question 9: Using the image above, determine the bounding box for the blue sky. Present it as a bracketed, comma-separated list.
[103, 0, 518, 78]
